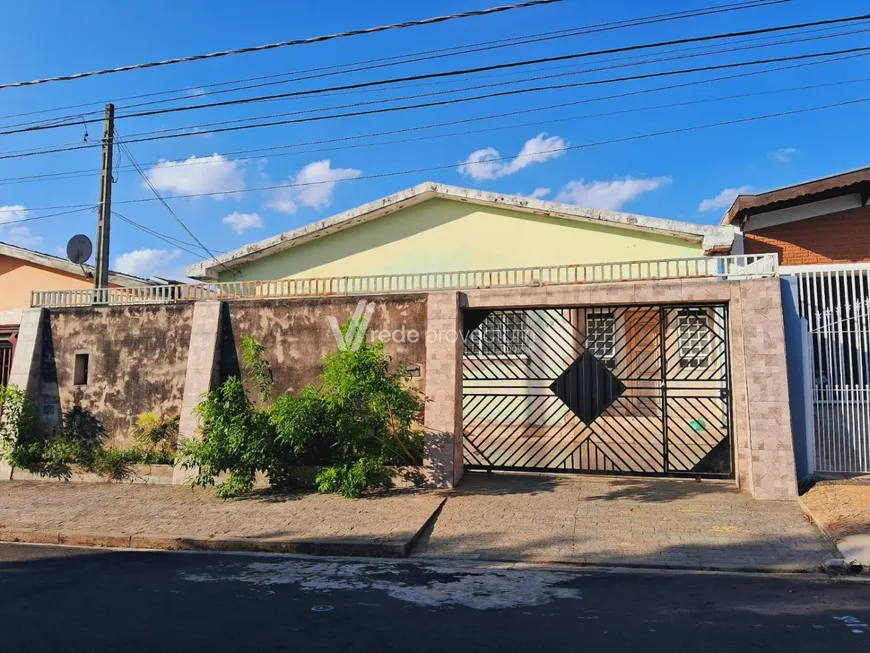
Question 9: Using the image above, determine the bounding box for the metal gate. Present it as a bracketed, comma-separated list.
[462, 304, 732, 478]
[793, 265, 870, 473]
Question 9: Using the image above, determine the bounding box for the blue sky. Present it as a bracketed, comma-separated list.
[0, 0, 868, 279]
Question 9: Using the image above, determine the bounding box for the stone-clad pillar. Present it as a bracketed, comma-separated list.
[422, 292, 464, 488]
[7, 308, 44, 397]
[731, 278, 799, 500]
[173, 301, 222, 484]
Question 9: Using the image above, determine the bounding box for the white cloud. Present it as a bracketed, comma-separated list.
[555, 177, 671, 210]
[0, 205, 43, 248]
[457, 147, 503, 181]
[769, 147, 797, 163]
[222, 211, 264, 234]
[698, 185, 754, 212]
[526, 187, 551, 200]
[458, 133, 567, 181]
[114, 248, 181, 278]
[266, 160, 362, 215]
[0, 204, 28, 226]
[144, 154, 246, 199]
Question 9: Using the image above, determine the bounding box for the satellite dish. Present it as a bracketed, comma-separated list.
[66, 234, 93, 265]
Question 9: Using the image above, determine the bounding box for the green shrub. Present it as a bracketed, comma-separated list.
[241, 334, 274, 402]
[273, 336, 424, 498]
[178, 376, 275, 498]
[182, 330, 425, 499]
[87, 447, 137, 482]
[0, 384, 41, 470]
[133, 412, 178, 463]
[314, 457, 388, 499]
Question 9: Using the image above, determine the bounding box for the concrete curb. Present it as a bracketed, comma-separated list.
[0, 497, 448, 560]
[798, 497, 868, 572]
[418, 552, 823, 575]
[0, 528, 410, 558]
[797, 497, 841, 548]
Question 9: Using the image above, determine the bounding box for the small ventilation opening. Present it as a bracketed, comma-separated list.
[74, 353, 89, 385]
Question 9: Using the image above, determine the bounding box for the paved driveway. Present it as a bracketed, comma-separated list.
[415, 472, 837, 572]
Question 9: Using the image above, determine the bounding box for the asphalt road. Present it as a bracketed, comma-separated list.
[1, 543, 868, 652]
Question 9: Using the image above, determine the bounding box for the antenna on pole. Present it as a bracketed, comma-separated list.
[94, 103, 115, 289]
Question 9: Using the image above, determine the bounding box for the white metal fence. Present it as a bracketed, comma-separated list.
[792, 265, 870, 473]
[31, 254, 778, 309]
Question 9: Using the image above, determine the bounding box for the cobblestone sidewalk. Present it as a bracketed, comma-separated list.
[414, 473, 837, 572]
[0, 481, 446, 556]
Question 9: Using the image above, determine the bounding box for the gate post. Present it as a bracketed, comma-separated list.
[423, 291, 464, 488]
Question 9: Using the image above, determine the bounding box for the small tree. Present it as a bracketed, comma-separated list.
[0, 384, 40, 471]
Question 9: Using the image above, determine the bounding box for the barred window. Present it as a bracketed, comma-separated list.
[587, 311, 617, 367]
[465, 312, 527, 357]
[678, 309, 712, 368]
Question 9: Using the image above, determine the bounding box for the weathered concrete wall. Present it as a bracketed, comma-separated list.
[40, 305, 194, 445]
[221, 295, 428, 399]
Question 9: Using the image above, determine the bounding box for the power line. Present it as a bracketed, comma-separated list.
[114, 26, 870, 141]
[114, 13, 870, 120]
[113, 131, 236, 276]
[112, 212, 222, 259]
[3, 94, 868, 217]
[1, 44, 866, 163]
[99, 47, 870, 145]
[0, 0, 784, 126]
[0, 0, 561, 91]
[2, 10, 863, 138]
[4, 54, 867, 188]
[110, 96, 870, 206]
[7, 20, 857, 154]
[0, 206, 97, 224]
[106, 0, 794, 113]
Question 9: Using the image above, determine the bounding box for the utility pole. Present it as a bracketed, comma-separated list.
[94, 103, 115, 289]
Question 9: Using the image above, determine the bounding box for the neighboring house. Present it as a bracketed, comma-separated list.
[188, 182, 735, 281]
[724, 166, 870, 266]
[0, 241, 153, 385]
[723, 167, 870, 476]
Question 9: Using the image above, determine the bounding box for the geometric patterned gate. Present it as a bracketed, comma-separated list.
[462, 304, 733, 478]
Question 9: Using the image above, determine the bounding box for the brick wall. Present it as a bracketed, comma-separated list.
[743, 205, 870, 265]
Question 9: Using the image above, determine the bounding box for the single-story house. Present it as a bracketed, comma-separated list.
[0, 241, 155, 385]
[187, 182, 735, 281]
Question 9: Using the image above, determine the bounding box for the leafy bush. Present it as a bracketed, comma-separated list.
[133, 412, 178, 463]
[0, 384, 40, 470]
[178, 376, 275, 498]
[272, 336, 424, 498]
[181, 328, 425, 499]
[241, 334, 274, 402]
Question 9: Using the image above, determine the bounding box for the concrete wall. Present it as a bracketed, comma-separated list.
[221, 199, 704, 282]
[220, 295, 428, 399]
[12, 277, 799, 499]
[39, 305, 195, 446]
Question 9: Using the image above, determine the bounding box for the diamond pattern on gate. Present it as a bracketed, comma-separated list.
[550, 351, 626, 425]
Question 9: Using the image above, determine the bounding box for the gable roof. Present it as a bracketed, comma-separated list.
[0, 241, 155, 287]
[722, 166, 870, 226]
[188, 182, 735, 280]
